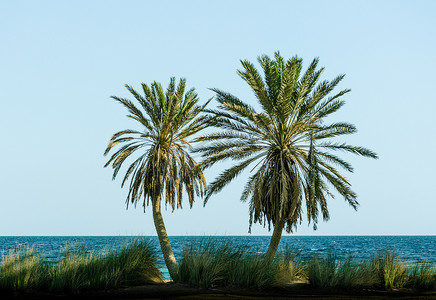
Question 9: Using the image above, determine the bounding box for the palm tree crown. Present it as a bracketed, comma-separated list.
[196, 52, 377, 257]
[104, 77, 209, 279]
[105, 77, 208, 210]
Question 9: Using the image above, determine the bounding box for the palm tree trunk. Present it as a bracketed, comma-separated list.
[265, 218, 285, 261]
[152, 194, 179, 280]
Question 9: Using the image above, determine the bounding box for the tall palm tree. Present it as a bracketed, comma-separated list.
[195, 52, 378, 260]
[104, 77, 209, 279]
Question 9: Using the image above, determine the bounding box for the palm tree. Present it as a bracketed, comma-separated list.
[195, 52, 378, 260]
[104, 77, 209, 279]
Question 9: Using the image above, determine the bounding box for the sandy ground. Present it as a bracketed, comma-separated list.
[2, 282, 436, 299]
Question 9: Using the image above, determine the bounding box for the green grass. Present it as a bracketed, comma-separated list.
[177, 243, 435, 291]
[275, 248, 307, 283]
[1, 241, 434, 293]
[307, 254, 378, 288]
[371, 250, 408, 290]
[176, 241, 304, 289]
[407, 260, 436, 290]
[0, 246, 48, 291]
[307, 250, 436, 290]
[0, 240, 162, 293]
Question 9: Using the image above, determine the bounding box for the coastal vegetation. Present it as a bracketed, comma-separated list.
[307, 250, 436, 290]
[0, 241, 434, 295]
[104, 78, 209, 280]
[0, 240, 161, 293]
[175, 243, 435, 290]
[176, 241, 303, 288]
[103, 53, 379, 283]
[196, 52, 378, 260]
[96, 52, 434, 298]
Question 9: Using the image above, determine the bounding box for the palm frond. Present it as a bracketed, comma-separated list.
[105, 78, 208, 211]
[200, 52, 377, 234]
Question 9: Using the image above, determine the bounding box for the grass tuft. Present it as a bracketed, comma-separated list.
[407, 260, 436, 290]
[178, 243, 435, 291]
[0, 246, 48, 291]
[275, 248, 307, 283]
[0, 239, 162, 293]
[176, 241, 305, 289]
[371, 250, 408, 290]
[308, 254, 379, 289]
[307, 250, 436, 291]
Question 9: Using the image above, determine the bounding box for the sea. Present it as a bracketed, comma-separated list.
[1, 236, 435, 280]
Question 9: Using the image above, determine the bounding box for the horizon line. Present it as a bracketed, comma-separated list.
[0, 234, 435, 237]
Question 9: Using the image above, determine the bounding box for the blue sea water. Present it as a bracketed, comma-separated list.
[1, 236, 435, 279]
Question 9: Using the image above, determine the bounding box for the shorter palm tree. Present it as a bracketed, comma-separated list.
[196, 52, 378, 260]
[104, 77, 209, 279]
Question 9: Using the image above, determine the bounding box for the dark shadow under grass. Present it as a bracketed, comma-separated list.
[0, 239, 162, 293]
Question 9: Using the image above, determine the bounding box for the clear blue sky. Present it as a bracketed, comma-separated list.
[1, 0, 435, 236]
